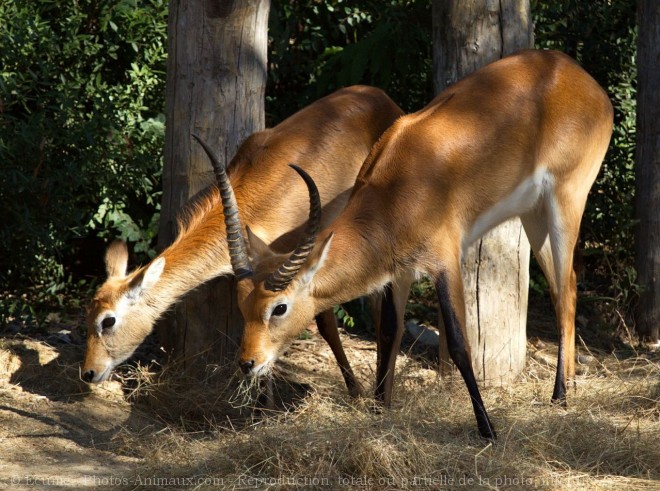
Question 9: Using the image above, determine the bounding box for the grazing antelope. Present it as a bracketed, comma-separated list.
[220, 50, 613, 439]
[81, 86, 404, 389]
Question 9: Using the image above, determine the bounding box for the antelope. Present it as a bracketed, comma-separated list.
[219, 50, 613, 439]
[81, 85, 404, 391]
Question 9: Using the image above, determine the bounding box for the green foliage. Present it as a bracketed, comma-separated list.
[0, 0, 167, 289]
[334, 304, 356, 329]
[267, 0, 432, 121]
[0, 0, 640, 333]
[333, 298, 378, 332]
[406, 277, 436, 323]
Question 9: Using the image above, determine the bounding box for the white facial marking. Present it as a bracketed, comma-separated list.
[264, 298, 291, 323]
[247, 353, 275, 378]
[91, 360, 113, 383]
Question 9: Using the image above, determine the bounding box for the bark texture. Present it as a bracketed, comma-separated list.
[158, 0, 270, 368]
[432, 0, 533, 385]
[635, 0, 660, 341]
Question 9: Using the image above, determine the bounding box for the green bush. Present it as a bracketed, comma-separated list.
[0, 0, 167, 290]
[267, 0, 432, 120]
[0, 0, 638, 331]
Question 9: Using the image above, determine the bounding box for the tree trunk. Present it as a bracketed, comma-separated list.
[432, 0, 533, 386]
[635, 0, 660, 342]
[158, 0, 270, 370]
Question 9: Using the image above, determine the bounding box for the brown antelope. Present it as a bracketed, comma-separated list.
[220, 50, 613, 439]
[81, 85, 404, 390]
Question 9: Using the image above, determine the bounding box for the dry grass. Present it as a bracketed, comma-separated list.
[106, 337, 660, 491]
[3, 323, 656, 490]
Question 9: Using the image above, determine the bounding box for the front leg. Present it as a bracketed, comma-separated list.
[316, 309, 363, 398]
[436, 269, 496, 440]
[374, 276, 413, 407]
[375, 283, 401, 406]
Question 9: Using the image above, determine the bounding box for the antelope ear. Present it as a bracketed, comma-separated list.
[246, 226, 276, 264]
[142, 257, 165, 290]
[128, 257, 165, 299]
[105, 240, 129, 278]
[298, 233, 334, 286]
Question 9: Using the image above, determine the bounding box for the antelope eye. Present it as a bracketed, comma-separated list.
[101, 317, 116, 330]
[271, 304, 288, 317]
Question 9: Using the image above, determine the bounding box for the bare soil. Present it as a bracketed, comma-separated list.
[0, 307, 658, 490]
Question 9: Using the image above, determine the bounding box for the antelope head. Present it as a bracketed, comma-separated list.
[82, 136, 252, 383]
[195, 138, 332, 378]
[235, 226, 334, 377]
[82, 241, 165, 383]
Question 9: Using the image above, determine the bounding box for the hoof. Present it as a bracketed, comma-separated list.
[550, 396, 567, 408]
[478, 417, 497, 441]
[347, 382, 364, 399]
[479, 425, 497, 441]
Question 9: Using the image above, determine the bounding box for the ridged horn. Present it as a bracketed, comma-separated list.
[191, 133, 253, 279]
[264, 164, 322, 292]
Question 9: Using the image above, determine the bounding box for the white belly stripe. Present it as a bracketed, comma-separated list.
[462, 167, 552, 255]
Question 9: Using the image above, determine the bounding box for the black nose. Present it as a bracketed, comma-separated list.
[82, 370, 95, 383]
[239, 359, 255, 374]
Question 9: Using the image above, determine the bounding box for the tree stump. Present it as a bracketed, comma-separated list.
[634, 0, 660, 343]
[157, 0, 270, 370]
[432, 0, 533, 386]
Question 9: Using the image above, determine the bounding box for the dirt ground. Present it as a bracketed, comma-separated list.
[0, 334, 139, 489]
[0, 318, 384, 490]
[0, 308, 658, 490]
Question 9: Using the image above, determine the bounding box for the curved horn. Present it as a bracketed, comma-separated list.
[191, 133, 253, 279]
[264, 164, 322, 292]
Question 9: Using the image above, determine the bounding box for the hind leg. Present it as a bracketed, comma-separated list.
[522, 196, 581, 404]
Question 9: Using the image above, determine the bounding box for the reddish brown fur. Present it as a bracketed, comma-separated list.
[236, 50, 613, 437]
[82, 86, 403, 383]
